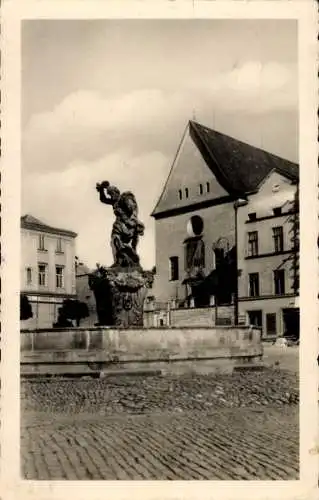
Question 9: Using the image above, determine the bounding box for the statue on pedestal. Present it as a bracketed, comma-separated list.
[89, 180, 153, 327]
[96, 181, 145, 268]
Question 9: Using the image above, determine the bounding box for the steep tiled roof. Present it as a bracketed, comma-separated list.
[152, 121, 298, 218]
[21, 214, 77, 238]
[189, 121, 298, 197]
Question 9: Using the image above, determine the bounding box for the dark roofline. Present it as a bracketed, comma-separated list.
[189, 121, 246, 198]
[152, 120, 298, 218]
[190, 120, 299, 174]
[152, 194, 235, 220]
[21, 216, 77, 238]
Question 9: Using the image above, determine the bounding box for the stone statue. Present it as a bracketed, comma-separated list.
[96, 180, 145, 268]
[90, 180, 154, 327]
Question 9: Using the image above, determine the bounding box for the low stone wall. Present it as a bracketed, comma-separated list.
[143, 305, 235, 328]
[20, 326, 263, 376]
[170, 306, 233, 327]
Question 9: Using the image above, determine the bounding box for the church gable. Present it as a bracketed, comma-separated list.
[152, 124, 228, 216]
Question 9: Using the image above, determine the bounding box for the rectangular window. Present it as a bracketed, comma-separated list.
[248, 212, 257, 221]
[26, 267, 32, 285]
[178, 189, 182, 200]
[248, 231, 259, 256]
[38, 264, 47, 286]
[273, 207, 282, 216]
[38, 234, 46, 250]
[199, 184, 203, 195]
[169, 256, 179, 281]
[249, 273, 259, 297]
[206, 182, 210, 193]
[272, 226, 284, 253]
[185, 187, 189, 199]
[266, 313, 277, 336]
[56, 237, 63, 253]
[274, 269, 285, 295]
[248, 310, 262, 328]
[56, 265, 64, 288]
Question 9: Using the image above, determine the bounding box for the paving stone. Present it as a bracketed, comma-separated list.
[21, 370, 299, 480]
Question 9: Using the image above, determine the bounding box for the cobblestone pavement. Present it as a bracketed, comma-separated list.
[21, 369, 299, 480]
[262, 345, 299, 373]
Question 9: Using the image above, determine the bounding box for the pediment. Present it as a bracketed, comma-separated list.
[152, 124, 228, 216]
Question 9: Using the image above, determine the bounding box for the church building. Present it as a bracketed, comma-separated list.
[151, 120, 299, 337]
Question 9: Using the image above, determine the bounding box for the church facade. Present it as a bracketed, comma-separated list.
[151, 120, 299, 338]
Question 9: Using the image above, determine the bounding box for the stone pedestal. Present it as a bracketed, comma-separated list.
[89, 266, 154, 327]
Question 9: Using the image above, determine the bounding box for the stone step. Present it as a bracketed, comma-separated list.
[233, 363, 265, 372]
[21, 368, 163, 380]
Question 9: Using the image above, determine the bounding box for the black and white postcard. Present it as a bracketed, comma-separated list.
[1, 1, 318, 500]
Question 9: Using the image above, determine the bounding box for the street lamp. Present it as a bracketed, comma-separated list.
[233, 198, 248, 325]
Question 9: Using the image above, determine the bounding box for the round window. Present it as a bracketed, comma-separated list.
[187, 215, 204, 237]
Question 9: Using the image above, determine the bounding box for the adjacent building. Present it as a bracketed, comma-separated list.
[237, 173, 299, 338]
[20, 215, 77, 328]
[151, 120, 299, 337]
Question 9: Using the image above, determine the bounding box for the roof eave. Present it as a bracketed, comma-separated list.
[21, 222, 77, 238]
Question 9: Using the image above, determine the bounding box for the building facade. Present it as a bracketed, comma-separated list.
[151, 120, 299, 337]
[21, 215, 77, 329]
[237, 173, 299, 338]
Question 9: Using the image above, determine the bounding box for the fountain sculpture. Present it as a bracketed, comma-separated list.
[89, 181, 154, 327]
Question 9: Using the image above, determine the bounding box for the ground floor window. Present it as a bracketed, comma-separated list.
[247, 310, 262, 328]
[266, 313, 277, 336]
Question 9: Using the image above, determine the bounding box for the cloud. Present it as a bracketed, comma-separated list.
[22, 61, 297, 174]
[194, 61, 297, 112]
[21, 59, 298, 267]
[22, 89, 187, 173]
[22, 149, 169, 269]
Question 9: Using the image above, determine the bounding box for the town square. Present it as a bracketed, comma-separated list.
[19, 17, 301, 481]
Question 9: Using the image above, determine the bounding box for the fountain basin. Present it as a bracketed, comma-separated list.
[20, 326, 263, 377]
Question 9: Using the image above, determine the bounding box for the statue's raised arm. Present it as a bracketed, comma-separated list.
[96, 181, 121, 206]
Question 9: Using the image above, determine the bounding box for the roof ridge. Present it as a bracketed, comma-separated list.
[152, 119, 298, 218]
[189, 121, 247, 196]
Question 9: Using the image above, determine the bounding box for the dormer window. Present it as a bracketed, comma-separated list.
[248, 213, 257, 221]
[178, 189, 182, 200]
[199, 184, 203, 195]
[185, 188, 189, 198]
[273, 207, 282, 216]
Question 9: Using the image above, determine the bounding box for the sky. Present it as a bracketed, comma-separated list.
[21, 19, 298, 270]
